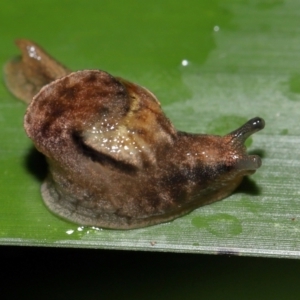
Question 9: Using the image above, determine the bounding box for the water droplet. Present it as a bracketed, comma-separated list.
[181, 59, 189, 66]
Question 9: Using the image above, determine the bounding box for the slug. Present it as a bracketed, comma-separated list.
[4, 40, 265, 229]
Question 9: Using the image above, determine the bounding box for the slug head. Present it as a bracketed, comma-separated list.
[171, 117, 265, 208]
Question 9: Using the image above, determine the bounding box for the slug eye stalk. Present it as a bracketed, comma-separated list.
[226, 117, 265, 171]
[228, 117, 265, 145]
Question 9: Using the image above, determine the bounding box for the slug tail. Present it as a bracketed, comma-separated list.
[4, 39, 70, 103]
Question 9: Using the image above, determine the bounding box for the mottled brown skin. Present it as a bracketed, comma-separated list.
[6, 40, 265, 229]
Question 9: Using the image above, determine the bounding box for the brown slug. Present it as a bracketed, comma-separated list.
[4, 40, 265, 229]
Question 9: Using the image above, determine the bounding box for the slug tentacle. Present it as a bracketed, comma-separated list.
[233, 155, 262, 171]
[225, 117, 265, 171]
[228, 117, 265, 145]
[6, 40, 265, 229]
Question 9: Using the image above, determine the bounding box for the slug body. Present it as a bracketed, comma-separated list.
[5, 40, 265, 229]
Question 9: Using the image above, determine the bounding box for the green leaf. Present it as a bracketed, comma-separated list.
[1, 0, 300, 258]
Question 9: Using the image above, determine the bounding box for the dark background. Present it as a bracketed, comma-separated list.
[1, 246, 300, 300]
